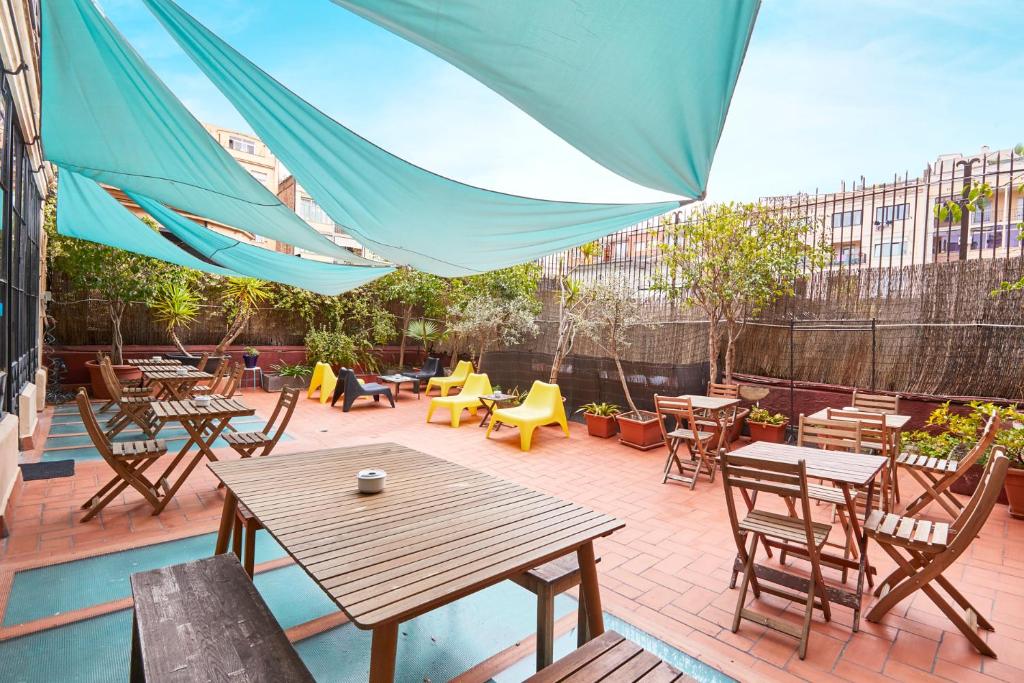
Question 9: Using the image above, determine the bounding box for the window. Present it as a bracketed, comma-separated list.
[298, 196, 332, 225]
[831, 210, 862, 229]
[833, 246, 862, 266]
[1016, 197, 1024, 222]
[872, 241, 904, 259]
[933, 229, 960, 255]
[970, 204, 993, 224]
[227, 135, 256, 155]
[969, 227, 1003, 250]
[874, 204, 907, 224]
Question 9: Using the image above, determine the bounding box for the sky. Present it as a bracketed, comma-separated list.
[99, 0, 1024, 205]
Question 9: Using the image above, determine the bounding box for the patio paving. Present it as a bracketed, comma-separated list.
[3, 387, 1023, 682]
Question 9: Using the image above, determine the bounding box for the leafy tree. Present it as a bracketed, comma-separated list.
[215, 277, 272, 354]
[147, 282, 201, 356]
[375, 267, 447, 367]
[449, 294, 538, 371]
[651, 203, 829, 383]
[548, 242, 601, 383]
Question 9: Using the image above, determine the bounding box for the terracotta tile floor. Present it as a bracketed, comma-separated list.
[4, 388, 1024, 682]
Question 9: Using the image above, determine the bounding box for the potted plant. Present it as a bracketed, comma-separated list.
[261, 362, 312, 392]
[243, 346, 260, 369]
[576, 402, 621, 438]
[575, 276, 660, 450]
[747, 406, 788, 443]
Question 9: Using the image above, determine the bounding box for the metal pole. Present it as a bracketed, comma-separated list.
[871, 318, 877, 391]
[788, 319, 795, 443]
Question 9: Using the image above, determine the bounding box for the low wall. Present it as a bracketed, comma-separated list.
[0, 413, 21, 537]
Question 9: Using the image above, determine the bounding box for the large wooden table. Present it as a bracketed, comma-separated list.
[148, 398, 254, 514]
[209, 443, 624, 682]
[127, 357, 182, 366]
[141, 368, 214, 400]
[730, 441, 888, 631]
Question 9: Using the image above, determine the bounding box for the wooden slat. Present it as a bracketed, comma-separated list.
[732, 441, 886, 487]
[525, 631, 624, 682]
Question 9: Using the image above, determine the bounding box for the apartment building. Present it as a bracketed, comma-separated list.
[276, 174, 365, 261]
[202, 123, 279, 191]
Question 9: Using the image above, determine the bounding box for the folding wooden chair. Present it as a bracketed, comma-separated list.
[99, 358, 159, 439]
[721, 451, 833, 659]
[654, 395, 721, 489]
[193, 358, 230, 396]
[866, 448, 1009, 657]
[194, 352, 211, 372]
[793, 415, 866, 582]
[208, 362, 244, 399]
[76, 389, 169, 523]
[223, 387, 299, 459]
[897, 413, 1000, 518]
[708, 382, 750, 446]
[851, 390, 899, 414]
[827, 408, 898, 510]
[96, 353, 147, 414]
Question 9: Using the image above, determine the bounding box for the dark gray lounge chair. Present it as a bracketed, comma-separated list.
[331, 368, 395, 412]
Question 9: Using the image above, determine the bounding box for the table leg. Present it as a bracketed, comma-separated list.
[844, 478, 874, 633]
[215, 489, 237, 554]
[369, 622, 399, 683]
[151, 418, 223, 515]
[576, 541, 605, 639]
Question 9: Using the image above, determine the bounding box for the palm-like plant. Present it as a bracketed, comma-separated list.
[406, 318, 445, 351]
[148, 283, 201, 356]
[215, 277, 272, 353]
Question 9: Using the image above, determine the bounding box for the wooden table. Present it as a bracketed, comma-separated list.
[127, 357, 182, 366]
[209, 443, 624, 682]
[807, 407, 910, 434]
[729, 441, 887, 631]
[681, 395, 741, 412]
[147, 398, 254, 514]
[141, 368, 214, 400]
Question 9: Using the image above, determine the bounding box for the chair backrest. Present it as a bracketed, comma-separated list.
[653, 394, 698, 442]
[218, 362, 244, 398]
[95, 350, 107, 364]
[851, 390, 899, 414]
[422, 357, 440, 376]
[76, 388, 115, 461]
[195, 352, 211, 373]
[952, 412, 1002, 472]
[949, 446, 1010, 545]
[521, 380, 564, 416]
[450, 360, 473, 381]
[342, 368, 366, 395]
[261, 387, 301, 455]
[708, 383, 740, 399]
[98, 357, 124, 402]
[797, 415, 862, 452]
[826, 408, 893, 454]
[460, 373, 493, 397]
[720, 452, 817, 548]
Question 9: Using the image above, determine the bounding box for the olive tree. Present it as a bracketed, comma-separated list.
[449, 294, 538, 372]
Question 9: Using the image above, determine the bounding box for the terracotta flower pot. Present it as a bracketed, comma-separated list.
[583, 413, 618, 438]
[1004, 467, 1024, 519]
[84, 360, 142, 400]
[616, 411, 663, 450]
[748, 420, 788, 444]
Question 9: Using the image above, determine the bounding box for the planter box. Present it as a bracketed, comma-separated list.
[583, 413, 618, 438]
[616, 411, 663, 450]
[84, 360, 141, 400]
[166, 353, 228, 374]
[950, 462, 1010, 505]
[1005, 467, 1024, 519]
[748, 420, 788, 444]
[261, 373, 309, 393]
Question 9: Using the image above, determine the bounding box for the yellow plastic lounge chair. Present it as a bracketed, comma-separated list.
[307, 361, 338, 405]
[426, 373, 493, 427]
[426, 360, 473, 397]
[486, 380, 569, 451]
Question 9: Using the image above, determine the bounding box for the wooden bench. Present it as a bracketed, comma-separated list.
[129, 554, 313, 682]
[511, 554, 600, 671]
[525, 630, 688, 682]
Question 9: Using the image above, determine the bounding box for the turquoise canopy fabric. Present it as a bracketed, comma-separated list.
[41, 0, 373, 265]
[144, 0, 681, 277]
[330, 0, 760, 197]
[128, 193, 393, 295]
[56, 168, 236, 278]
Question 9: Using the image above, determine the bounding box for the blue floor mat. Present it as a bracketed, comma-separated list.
[3, 532, 287, 627]
[0, 610, 132, 683]
[254, 564, 340, 630]
[47, 416, 263, 436]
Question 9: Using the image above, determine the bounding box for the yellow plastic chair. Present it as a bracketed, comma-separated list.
[307, 362, 338, 405]
[426, 373, 493, 427]
[486, 380, 569, 451]
[426, 360, 474, 397]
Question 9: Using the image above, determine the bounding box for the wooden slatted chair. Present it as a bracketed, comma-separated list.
[193, 352, 211, 372]
[827, 408, 898, 510]
[654, 394, 720, 489]
[524, 630, 685, 682]
[852, 390, 900, 414]
[720, 451, 833, 660]
[898, 413, 1000, 518]
[99, 357, 159, 439]
[708, 382, 750, 446]
[75, 388, 169, 522]
[224, 387, 299, 459]
[208, 361, 244, 399]
[192, 357, 230, 395]
[865, 448, 1009, 657]
[96, 353, 148, 414]
[793, 415, 867, 582]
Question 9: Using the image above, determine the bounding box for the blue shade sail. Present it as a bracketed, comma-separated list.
[128, 193, 393, 295]
[56, 168, 237, 278]
[144, 0, 681, 277]
[41, 0, 373, 264]
[330, 0, 760, 197]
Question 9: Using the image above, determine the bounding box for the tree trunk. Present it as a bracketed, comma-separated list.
[477, 345, 487, 373]
[706, 317, 721, 383]
[398, 304, 413, 368]
[216, 313, 249, 354]
[108, 301, 125, 365]
[613, 352, 638, 415]
[169, 328, 190, 357]
[724, 324, 739, 384]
